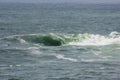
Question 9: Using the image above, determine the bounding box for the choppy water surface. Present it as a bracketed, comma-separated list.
[0, 3, 120, 80]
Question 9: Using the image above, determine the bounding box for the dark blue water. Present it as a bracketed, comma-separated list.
[0, 3, 120, 80]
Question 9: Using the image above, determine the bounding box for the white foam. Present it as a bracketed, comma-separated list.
[69, 32, 120, 46]
[28, 47, 41, 55]
[9, 65, 13, 67]
[55, 54, 78, 62]
[28, 47, 39, 50]
[30, 49, 41, 55]
[81, 59, 95, 62]
[109, 31, 120, 38]
[19, 39, 26, 43]
[16, 64, 21, 67]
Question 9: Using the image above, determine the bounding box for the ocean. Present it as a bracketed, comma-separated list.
[0, 3, 120, 80]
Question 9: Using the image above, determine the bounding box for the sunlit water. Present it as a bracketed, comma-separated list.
[0, 3, 120, 80]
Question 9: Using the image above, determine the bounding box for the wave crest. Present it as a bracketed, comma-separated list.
[1, 32, 120, 46]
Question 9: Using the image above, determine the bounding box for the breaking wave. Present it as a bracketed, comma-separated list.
[1, 31, 120, 46]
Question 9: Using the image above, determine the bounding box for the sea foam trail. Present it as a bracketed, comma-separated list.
[54, 54, 78, 62]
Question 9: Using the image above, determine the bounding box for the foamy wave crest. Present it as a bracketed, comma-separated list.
[69, 31, 120, 46]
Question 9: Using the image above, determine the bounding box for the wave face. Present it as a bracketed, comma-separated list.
[21, 34, 66, 46]
[1, 32, 120, 46]
[2, 33, 90, 46]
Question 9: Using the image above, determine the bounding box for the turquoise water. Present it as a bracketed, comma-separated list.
[0, 3, 120, 80]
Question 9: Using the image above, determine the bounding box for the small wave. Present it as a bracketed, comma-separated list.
[0, 33, 90, 46]
[1, 31, 120, 46]
[20, 33, 66, 46]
